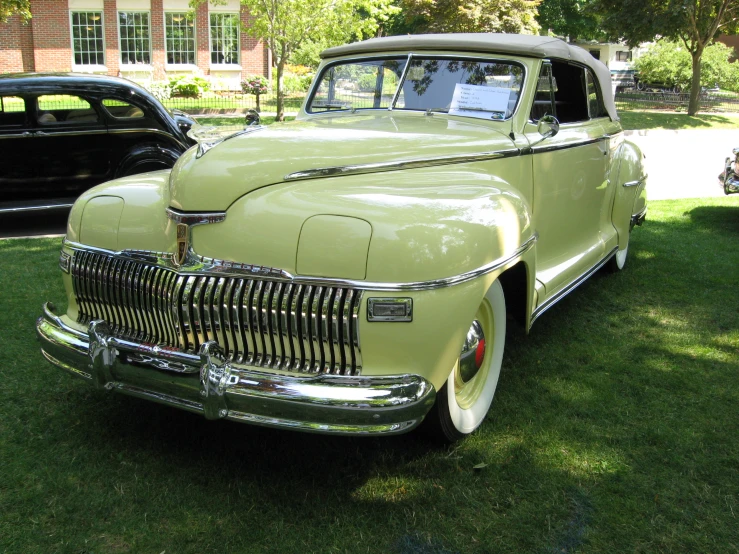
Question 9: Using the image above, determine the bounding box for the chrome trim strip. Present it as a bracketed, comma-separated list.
[165, 207, 226, 226]
[109, 128, 188, 151]
[36, 305, 436, 436]
[530, 135, 609, 155]
[31, 129, 105, 138]
[283, 148, 521, 182]
[388, 53, 413, 110]
[623, 174, 648, 188]
[0, 202, 74, 213]
[62, 233, 537, 291]
[531, 246, 618, 325]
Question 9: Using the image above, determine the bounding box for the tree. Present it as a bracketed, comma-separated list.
[594, 0, 739, 115]
[536, 0, 603, 41]
[398, 0, 541, 34]
[1, 0, 30, 22]
[634, 40, 739, 92]
[201, 0, 398, 121]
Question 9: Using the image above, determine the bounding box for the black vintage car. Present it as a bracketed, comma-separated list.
[0, 73, 196, 213]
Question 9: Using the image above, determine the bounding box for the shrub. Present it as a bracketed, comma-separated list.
[357, 72, 377, 92]
[241, 75, 269, 96]
[273, 71, 314, 94]
[147, 81, 172, 101]
[169, 75, 211, 98]
[241, 75, 269, 111]
[635, 41, 739, 92]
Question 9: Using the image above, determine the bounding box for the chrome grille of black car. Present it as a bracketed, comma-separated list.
[70, 250, 363, 375]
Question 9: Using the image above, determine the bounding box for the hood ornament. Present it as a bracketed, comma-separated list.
[187, 124, 264, 158]
[166, 208, 226, 268]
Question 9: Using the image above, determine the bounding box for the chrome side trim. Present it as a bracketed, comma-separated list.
[283, 148, 521, 182]
[108, 128, 188, 151]
[62, 234, 537, 291]
[623, 174, 648, 188]
[531, 246, 618, 325]
[165, 207, 227, 226]
[0, 202, 74, 214]
[529, 135, 609, 155]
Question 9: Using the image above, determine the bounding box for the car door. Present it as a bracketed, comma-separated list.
[526, 61, 613, 297]
[31, 94, 111, 199]
[0, 94, 36, 203]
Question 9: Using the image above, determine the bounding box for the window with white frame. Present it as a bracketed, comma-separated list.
[71, 12, 105, 65]
[165, 12, 196, 65]
[210, 13, 239, 65]
[119, 11, 151, 65]
[616, 51, 633, 62]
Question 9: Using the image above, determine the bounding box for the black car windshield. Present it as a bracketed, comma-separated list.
[308, 56, 524, 120]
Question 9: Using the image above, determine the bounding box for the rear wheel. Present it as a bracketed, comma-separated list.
[426, 279, 506, 442]
[606, 233, 630, 272]
[115, 146, 180, 178]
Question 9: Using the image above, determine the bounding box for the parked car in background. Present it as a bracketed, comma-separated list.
[0, 73, 195, 213]
[37, 34, 647, 442]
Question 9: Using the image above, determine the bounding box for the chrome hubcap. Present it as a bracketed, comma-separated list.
[457, 320, 486, 384]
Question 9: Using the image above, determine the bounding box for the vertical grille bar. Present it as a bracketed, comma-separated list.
[71, 251, 363, 375]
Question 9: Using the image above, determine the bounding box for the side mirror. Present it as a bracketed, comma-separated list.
[245, 109, 261, 127]
[537, 115, 559, 140]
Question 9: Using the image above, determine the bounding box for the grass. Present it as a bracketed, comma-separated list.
[619, 110, 739, 131]
[2, 197, 739, 553]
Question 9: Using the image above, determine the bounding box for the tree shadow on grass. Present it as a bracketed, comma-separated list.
[685, 204, 739, 235]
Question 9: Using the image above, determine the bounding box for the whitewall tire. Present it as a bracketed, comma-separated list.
[427, 279, 506, 442]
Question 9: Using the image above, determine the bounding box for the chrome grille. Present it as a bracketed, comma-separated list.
[71, 250, 363, 375]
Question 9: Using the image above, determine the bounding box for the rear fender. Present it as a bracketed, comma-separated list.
[612, 140, 647, 250]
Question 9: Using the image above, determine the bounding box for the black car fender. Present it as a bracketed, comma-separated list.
[114, 143, 182, 178]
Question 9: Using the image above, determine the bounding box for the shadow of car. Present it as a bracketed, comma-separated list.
[0, 73, 196, 214]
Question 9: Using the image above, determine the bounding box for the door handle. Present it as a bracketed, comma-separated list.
[22, 131, 33, 138]
[35, 130, 50, 137]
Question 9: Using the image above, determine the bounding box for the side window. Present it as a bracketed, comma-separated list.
[549, 61, 589, 124]
[530, 64, 555, 122]
[0, 96, 26, 127]
[102, 98, 145, 119]
[586, 70, 606, 119]
[36, 95, 99, 124]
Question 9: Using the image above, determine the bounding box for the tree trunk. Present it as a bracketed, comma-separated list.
[276, 59, 285, 122]
[687, 50, 703, 116]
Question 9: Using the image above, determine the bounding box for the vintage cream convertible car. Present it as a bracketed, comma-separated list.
[37, 34, 647, 441]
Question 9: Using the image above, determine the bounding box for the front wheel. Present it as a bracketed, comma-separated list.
[425, 279, 506, 442]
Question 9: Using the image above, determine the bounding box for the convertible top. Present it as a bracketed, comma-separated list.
[321, 33, 618, 121]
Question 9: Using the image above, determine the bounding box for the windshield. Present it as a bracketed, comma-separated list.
[308, 56, 524, 121]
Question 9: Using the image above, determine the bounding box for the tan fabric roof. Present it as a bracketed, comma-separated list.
[321, 34, 618, 121]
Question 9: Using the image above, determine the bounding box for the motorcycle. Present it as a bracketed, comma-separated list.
[720, 147, 739, 195]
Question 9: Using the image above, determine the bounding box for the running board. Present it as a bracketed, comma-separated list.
[530, 246, 618, 325]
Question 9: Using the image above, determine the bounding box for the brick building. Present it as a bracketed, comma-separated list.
[0, 0, 270, 89]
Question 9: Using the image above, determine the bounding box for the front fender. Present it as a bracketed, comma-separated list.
[612, 140, 647, 250]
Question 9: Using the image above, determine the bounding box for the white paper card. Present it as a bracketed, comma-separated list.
[448, 84, 511, 120]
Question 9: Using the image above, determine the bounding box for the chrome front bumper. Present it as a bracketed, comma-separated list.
[36, 303, 436, 435]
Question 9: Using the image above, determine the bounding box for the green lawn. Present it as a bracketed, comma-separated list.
[619, 110, 739, 131]
[2, 197, 739, 553]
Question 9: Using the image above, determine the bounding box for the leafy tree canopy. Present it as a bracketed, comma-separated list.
[635, 40, 739, 92]
[1, 0, 30, 22]
[396, 0, 541, 34]
[593, 0, 739, 114]
[536, 0, 603, 41]
[198, 0, 398, 120]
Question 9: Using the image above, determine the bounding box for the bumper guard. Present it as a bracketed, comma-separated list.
[36, 303, 436, 435]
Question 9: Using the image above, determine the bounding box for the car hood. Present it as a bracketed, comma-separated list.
[168, 113, 517, 211]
